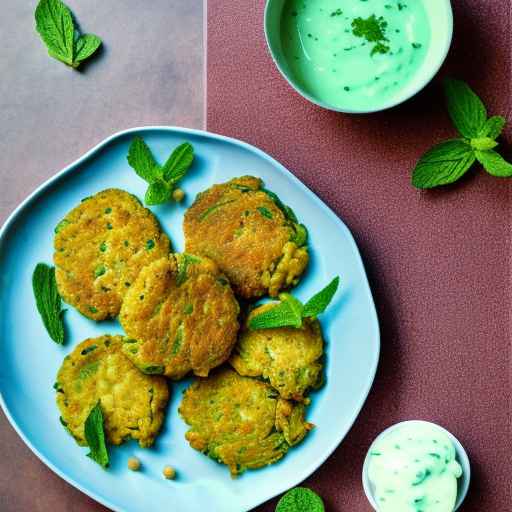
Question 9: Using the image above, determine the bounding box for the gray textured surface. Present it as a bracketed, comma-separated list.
[0, 1, 203, 511]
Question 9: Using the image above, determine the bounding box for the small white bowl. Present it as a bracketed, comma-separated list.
[362, 420, 471, 511]
[264, 0, 454, 113]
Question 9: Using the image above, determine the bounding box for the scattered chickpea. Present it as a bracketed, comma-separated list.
[172, 188, 185, 202]
[127, 457, 141, 471]
[163, 465, 176, 480]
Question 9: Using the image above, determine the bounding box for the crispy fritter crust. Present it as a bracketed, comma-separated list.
[230, 304, 324, 401]
[179, 368, 312, 476]
[56, 335, 169, 448]
[183, 176, 309, 299]
[119, 254, 240, 380]
[54, 189, 171, 320]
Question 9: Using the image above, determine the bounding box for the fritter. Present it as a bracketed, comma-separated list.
[179, 368, 313, 476]
[230, 304, 324, 401]
[54, 188, 171, 320]
[55, 335, 169, 448]
[183, 176, 309, 299]
[119, 254, 240, 379]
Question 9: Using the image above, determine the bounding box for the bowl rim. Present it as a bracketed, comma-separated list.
[361, 419, 471, 511]
[263, 0, 454, 114]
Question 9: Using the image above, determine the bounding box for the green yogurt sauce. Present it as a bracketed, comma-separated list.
[367, 423, 463, 512]
[280, 0, 431, 110]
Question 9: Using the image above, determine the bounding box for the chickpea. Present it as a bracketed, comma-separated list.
[163, 465, 176, 480]
[127, 457, 141, 471]
[172, 188, 185, 202]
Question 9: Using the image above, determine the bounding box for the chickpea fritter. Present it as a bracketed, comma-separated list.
[55, 335, 169, 448]
[230, 304, 324, 401]
[53, 189, 171, 320]
[183, 176, 309, 299]
[119, 254, 240, 380]
[179, 368, 313, 476]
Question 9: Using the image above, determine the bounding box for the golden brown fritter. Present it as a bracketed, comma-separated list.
[53, 189, 171, 320]
[55, 335, 169, 448]
[183, 176, 309, 299]
[119, 254, 240, 380]
[179, 368, 313, 476]
[230, 303, 324, 401]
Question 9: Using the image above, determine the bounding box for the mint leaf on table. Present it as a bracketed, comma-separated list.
[32, 263, 65, 344]
[275, 487, 325, 512]
[84, 402, 109, 468]
[248, 277, 340, 330]
[73, 34, 102, 67]
[412, 79, 512, 189]
[443, 78, 487, 138]
[127, 137, 195, 206]
[412, 140, 475, 189]
[478, 116, 506, 139]
[475, 150, 512, 177]
[35, 0, 102, 69]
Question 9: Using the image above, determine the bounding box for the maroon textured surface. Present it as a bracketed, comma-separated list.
[207, 1, 511, 511]
[0, 1, 202, 511]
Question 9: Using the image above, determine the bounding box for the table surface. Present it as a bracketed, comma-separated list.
[206, 1, 511, 511]
[0, 1, 203, 511]
[1, 1, 511, 511]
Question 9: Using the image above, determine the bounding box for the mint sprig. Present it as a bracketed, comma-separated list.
[249, 277, 340, 330]
[412, 79, 512, 189]
[84, 402, 109, 468]
[127, 137, 194, 205]
[32, 263, 65, 344]
[35, 0, 102, 68]
[275, 487, 325, 512]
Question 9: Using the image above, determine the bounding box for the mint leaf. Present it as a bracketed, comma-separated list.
[478, 116, 506, 140]
[302, 277, 340, 318]
[127, 137, 159, 183]
[35, 0, 75, 66]
[35, 0, 101, 68]
[412, 140, 476, 189]
[279, 293, 304, 320]
[145, 181, 171, 205]
[73, 34, 102, 66]
[84, 402, 109, 468]
[276, 487, 325, 512]
[162, 143, 194, 182]
[470, 137, 498, 151]
[32, 263, 65, 344]
[475, 150, 512, 177]
[444, 79, 487, 138]
[249, 300, 303, 330]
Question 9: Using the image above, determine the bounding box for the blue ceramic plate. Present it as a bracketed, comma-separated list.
[0, 127, 379, 512]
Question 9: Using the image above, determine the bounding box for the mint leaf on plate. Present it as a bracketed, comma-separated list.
[275, 487, 325, 512]
[475, 150, 512, 177]
[444, 78, 487, 138]
[303, 277, 340, 318]
[127, 137, 195, 205]
[84, 402, 109, 468]
[412, 140, 475, 189]
[249, 277, 340, 330]
[32, 263, 65, 344]
[162, 143, 194, 183]
[127, 136, 159, 183]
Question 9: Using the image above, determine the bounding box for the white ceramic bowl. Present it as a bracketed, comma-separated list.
[264, 0, 454, 113]
[362, 420, 471, 511]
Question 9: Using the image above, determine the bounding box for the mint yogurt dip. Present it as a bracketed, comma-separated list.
[367, 422, 463, 512]
[280, 0, 431, 110]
